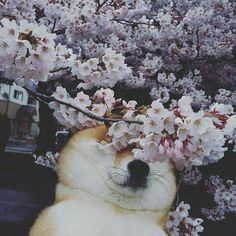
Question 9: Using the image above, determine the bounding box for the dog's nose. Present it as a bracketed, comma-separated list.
[128, 160, 150, 186]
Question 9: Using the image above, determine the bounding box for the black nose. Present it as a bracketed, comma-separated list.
[127, 160, 150, 188]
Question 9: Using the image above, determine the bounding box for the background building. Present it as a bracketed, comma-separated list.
[0, 82, 39, 153]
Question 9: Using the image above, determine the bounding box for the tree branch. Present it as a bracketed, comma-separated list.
[96, 0, 110, 13]
[113, 18, 156, 27]
[50, 67, 70, 74]
[51, 18, 57, 33]
[195, 27, 200, 60]
[0, 0, 8, 5]
[23, 86, 143, 125]
[53, 28, 66, 35]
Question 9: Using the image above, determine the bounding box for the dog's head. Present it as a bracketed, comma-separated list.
[58, 125, 176, 212]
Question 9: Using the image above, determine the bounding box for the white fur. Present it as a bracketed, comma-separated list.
[30, 127, 176, 236]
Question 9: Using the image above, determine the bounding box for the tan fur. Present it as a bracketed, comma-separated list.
[30, 207, 55, 236]
[114, 150, 132, 165]
[30, 125, 176, 236]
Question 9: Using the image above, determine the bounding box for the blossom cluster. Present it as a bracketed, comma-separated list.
[201, 175, 236, 221]
[182, 167, 202, 186]
[71, 48, 132, 89]
[49, 87, 123, 130]
[0, 0, 36, 22]
[34, 151, 59, 171]
[49, 87, 236, 170]
[0, 16, 130, 88]
[150, 71, 211, 109]
[110, 97, 235, 169]
[0, 18, 57, 86]
[166, 201, 204, 236]
[0, 0, 235, 108]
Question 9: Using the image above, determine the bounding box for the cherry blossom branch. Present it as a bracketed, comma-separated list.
[0, 0, 8, 5]
[95, 0, 110, 13]
[113, 18, 156, 27]
[51, 18, 57, 33]
[195, 27, 200, 60]
[1, 70, 143, 125]
[23, 86, 143, 125]
[22, 85, 50, 105]
[171, 0, 182, 16]
[50, 67, 70, 73]
[53, 28, 66, 35]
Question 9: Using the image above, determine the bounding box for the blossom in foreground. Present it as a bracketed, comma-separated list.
[166, 201, 204, 236]
[129, 96, 232, 169]
[49, 88, 235, 170]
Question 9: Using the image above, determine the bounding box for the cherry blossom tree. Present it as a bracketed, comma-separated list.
[0, 0, 236, 235]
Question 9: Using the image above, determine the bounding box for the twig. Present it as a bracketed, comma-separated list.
[96, 0, 110, 13]
[171, 0, 182, 17]
[51, 18, 57, 33]
[23, 86, 143, 125]
[53, 28, 66, 35]
[113, 18, 156, 27]
[50, 67, 70, 74]
[195, 27, 200, 60]
[0, 77, 143, 124]
[23, 86, 49, 105]
[0, 0, 7, 5]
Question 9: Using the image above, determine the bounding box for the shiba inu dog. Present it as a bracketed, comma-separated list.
[30, 125, 176, 236]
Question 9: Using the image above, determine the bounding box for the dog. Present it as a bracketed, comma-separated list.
[30, 125, 176, 236]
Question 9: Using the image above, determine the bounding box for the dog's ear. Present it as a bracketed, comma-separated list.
[76, 125, 108, 141]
